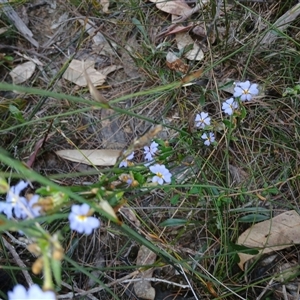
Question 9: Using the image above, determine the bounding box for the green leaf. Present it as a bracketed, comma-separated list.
[134, 172, 145, 185]
[199, 93, 206, 106]
[160, 218, 188, 227]
[51, 258, 61, 286]
[170, 194, 180, 205]
[189, 186, 200, 194]
[238, 214, 270, 223]
[9, 104, 25, 123]
[132, 18, 150, 45]
[223, 119, 232, 129]
[229, 242, 259, 255]
[240, 105, 247, 118]
[218, 80, 234, 91]
[267, 186, 279, 195]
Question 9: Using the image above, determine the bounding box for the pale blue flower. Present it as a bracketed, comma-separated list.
[8, 284, 56, 300]
[201, 132, 215, 146]
[0, 181, 42, 219]
[119, 152, 134, 168]
[233, 81, 258, 101]
[149, 164, 172, 185]
[0, 181, 28, 219]
[69, 203, 100, 235]
[144, 141, 159, 161]
[195, 112, 211, 129]
[222, 98, 239, 115]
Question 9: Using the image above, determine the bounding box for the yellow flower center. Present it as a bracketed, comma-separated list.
[76, 215, 87, 222]
[243, 89, 249, 94]
[156, 172, 163, 178]
[11, 195, 18, 206]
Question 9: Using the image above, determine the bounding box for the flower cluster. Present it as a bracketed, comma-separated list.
[194, 112, 215, 146]
[194, 80, 258, 146]
[8, 284, 56, 300]
[119, 152, 135, 168]
[118, 141, 172, 185]
[0, 181, 41, 220]
[144, 141, 159, 161]
[222, 80, 259, 116]
[68, 203, 100, 235]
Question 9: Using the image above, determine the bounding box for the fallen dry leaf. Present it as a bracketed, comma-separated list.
[237, 210, 300, 270]
[63, 60, 120, 87]
[9, 61, 36, 84]
[78, 19, 117, 56]
[83, 62, 109, 105]
[119, 206, 141, 227]
[166, 51, 189, 73]
[149, 0, 192, 17]
[100, 65, 122, 76]
[100, 0, 109, 13]
[134, 245, 157, 300]
[63, 59, 105, 87]
[55, 149, 121, 166]
[176, 32, 204, 61]
[163, 24, 193, 36]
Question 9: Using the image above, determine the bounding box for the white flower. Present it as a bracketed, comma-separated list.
[233, 81, 259, 101]
[201, 132, 215, 146]
[8, 284, 56, 300]
[149, 164, 172, 185]
[0, 181, 42, 219]
[195, 112, 211, 129]
[119, 152, 134, 168]
[144, 141, 159, 161]
[222, 98, 239, 115]
[69, 204, 100, 235]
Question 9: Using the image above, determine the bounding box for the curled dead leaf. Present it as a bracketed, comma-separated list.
[176, 32, 204, 61]
[63, 59, 105, 87]
[149, 0, 192, 17]
[55, 149, 121, 166]
[237, 210, 300, 270]
[9, 61, 36, 84]
[83, 62, 109, 105]
[166, 52, 189, 73]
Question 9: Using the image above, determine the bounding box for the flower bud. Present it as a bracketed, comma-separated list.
[32, 256, 43, 275]
[0, 178, 9, 193]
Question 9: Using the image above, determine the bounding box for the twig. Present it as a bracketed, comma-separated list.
[2, 236, 34, 286]
[256, 278, 274, 300]
[122, 277, 190, 289]
[177, 264, 200, 300]
[5, 231, 28, 247]
[60, 281, 98, 300]
[57, 270, 139, 299]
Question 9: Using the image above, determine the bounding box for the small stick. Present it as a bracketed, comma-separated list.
[57, 270, 140, 299]
[2, 236, 34, 286]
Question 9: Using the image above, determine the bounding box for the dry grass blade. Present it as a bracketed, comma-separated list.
[83, 61, 110, 105]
